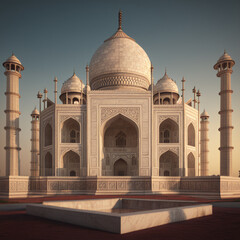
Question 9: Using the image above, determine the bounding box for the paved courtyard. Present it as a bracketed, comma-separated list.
[0, 195, 240, 240]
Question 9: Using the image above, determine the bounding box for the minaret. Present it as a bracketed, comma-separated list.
[30, 108, 40, 176]
[2, 54, 24, 176]
[54, 77, 58, 104]
[214, 51, 235, 176]
[181, 77, 186, 176]
[200, 110, 209, 176]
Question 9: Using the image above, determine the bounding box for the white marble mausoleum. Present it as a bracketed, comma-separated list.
[1, 12, 240, 199]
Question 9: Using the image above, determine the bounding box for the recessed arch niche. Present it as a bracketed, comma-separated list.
[62, 150, 80, 176]
[61, 118, 80, 143]
[187, 152, 195, 177]
[101, 114, 139, 176]
[159, 118, 179, 143]
[159, 150, 179, 176]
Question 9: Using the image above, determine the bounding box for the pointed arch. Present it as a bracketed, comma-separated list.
[102, 114, 139, 176]
[45, 152, 53, 176]
[188, 123, 195, 146]
[62, 150, 80, 176]
[45, 124, 52, 146]
[103, 114, 138, 148]
[188, 152, 195, 177]
[61, 118, 80, 143]
[163, 98, 170, 104]
[159, 118, 179, 143]
[159, 150, 179, 176]
[73, 98, 79, 104]
[114, 158, 128, 176]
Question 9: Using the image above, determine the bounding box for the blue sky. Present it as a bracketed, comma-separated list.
[0, 0, 239, 176]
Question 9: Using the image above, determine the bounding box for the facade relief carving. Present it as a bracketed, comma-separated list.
[91, 73, 149, 90]
[158, 115, 179, 125]
[60, 147, 81, 158]
[59, 115, 81, 124]
[158, 147, 179, 157]
[101, 107, 140, 126]
[106, 153, 137, 164]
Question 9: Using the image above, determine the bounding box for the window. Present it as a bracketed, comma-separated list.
[188, 123, 195, 146]
[115, 131, 126, 147]
[159, 118, 179, 143]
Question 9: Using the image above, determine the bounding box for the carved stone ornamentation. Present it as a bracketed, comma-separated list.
[91, 73, 150, 91]
[101, 107, 140, 126]
[158, 115, 179, 125]
[59, 115, 81, 124]
[60, 147, 81, 157]
[158, 147, 179, 157]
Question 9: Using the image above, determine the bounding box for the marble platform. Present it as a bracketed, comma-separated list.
[27, 198, 212, 234]
[1, 176, 240, 199]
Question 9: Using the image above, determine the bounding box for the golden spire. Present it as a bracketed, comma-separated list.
[118, 10, 122, 30]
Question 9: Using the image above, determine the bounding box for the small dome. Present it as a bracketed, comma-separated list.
[154, 72, 179, 94]
[214, 51, 235, 69]
[5, 54, 22, 65]
[61, 73, 85, 94]
[3, 54, 24, 70]
[218, 51, 233, 62]
[31, 107, 39, 116]
[201, 109, 209, 118]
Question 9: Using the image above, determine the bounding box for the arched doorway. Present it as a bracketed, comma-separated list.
[159, 118, 179, 143]
[114, 159, 128, 176]
[188, 152, 195, 177]
[164, 170, 170, 176]
[70, 170, 76, 176]
[62, 150, 80, 176]
[159, 150, 179, 176]
[102, 114, 138, 176]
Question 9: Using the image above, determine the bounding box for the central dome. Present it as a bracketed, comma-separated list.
[89, 13, 151, 90]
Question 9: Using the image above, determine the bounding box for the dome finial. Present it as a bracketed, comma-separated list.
[224, 49, 226, 54]
[165, 67, 167, 75]
[118, 10, 122, 30]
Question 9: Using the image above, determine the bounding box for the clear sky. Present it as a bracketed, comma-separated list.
[0, 0, 239, 176]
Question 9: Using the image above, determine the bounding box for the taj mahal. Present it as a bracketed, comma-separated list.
[0, 11, 240, 199]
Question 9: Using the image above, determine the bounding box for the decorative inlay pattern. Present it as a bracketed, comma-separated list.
[106, 153, 137, 163]
[59, 115, 81, 124]
[158, 115, 179, 124]
[60, 147, 81, 157]
[158, 147, 179, 156]
[101, 107, 140, 125]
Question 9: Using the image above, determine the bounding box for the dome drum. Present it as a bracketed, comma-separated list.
[90, 72, 150, 90]
[153, 92, 179, 105]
